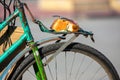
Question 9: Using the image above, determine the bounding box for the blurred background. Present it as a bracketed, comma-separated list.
[0, 0, 120, 77]
[15, 0, 120, 18]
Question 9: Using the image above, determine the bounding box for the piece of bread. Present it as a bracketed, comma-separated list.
[51, 18, 79, 32]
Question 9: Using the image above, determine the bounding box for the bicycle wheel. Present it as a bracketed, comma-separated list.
[11, 42, 120, 80]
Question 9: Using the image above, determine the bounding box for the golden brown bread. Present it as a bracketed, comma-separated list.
[51, 18, 79, 32]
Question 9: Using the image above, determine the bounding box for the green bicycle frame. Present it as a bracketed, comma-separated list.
[0, 3, 47, 80]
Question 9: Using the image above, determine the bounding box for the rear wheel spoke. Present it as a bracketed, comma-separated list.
[65, 52, 67, 80]
[75, 55, 85, 80]
[45, 57, 54, 80]
[68, 53, 76, 80]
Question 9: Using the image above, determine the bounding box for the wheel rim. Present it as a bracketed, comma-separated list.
[17, 50, 113, 80]
[43, 51, 112, 80]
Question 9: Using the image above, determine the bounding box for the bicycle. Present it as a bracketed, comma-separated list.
[0, 0, 120, 80]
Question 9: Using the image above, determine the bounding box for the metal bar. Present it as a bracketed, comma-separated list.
[30, 42, 47, 80]
[0, 9, 19, 31]
[44, 34, 79, 66]
[17, 4, 33, 41]
[0, 34, 26, 63]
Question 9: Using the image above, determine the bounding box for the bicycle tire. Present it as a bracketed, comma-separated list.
[11, 42, 120, 80]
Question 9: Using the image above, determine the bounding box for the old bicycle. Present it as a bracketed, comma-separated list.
[0, 0, 120, 80]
